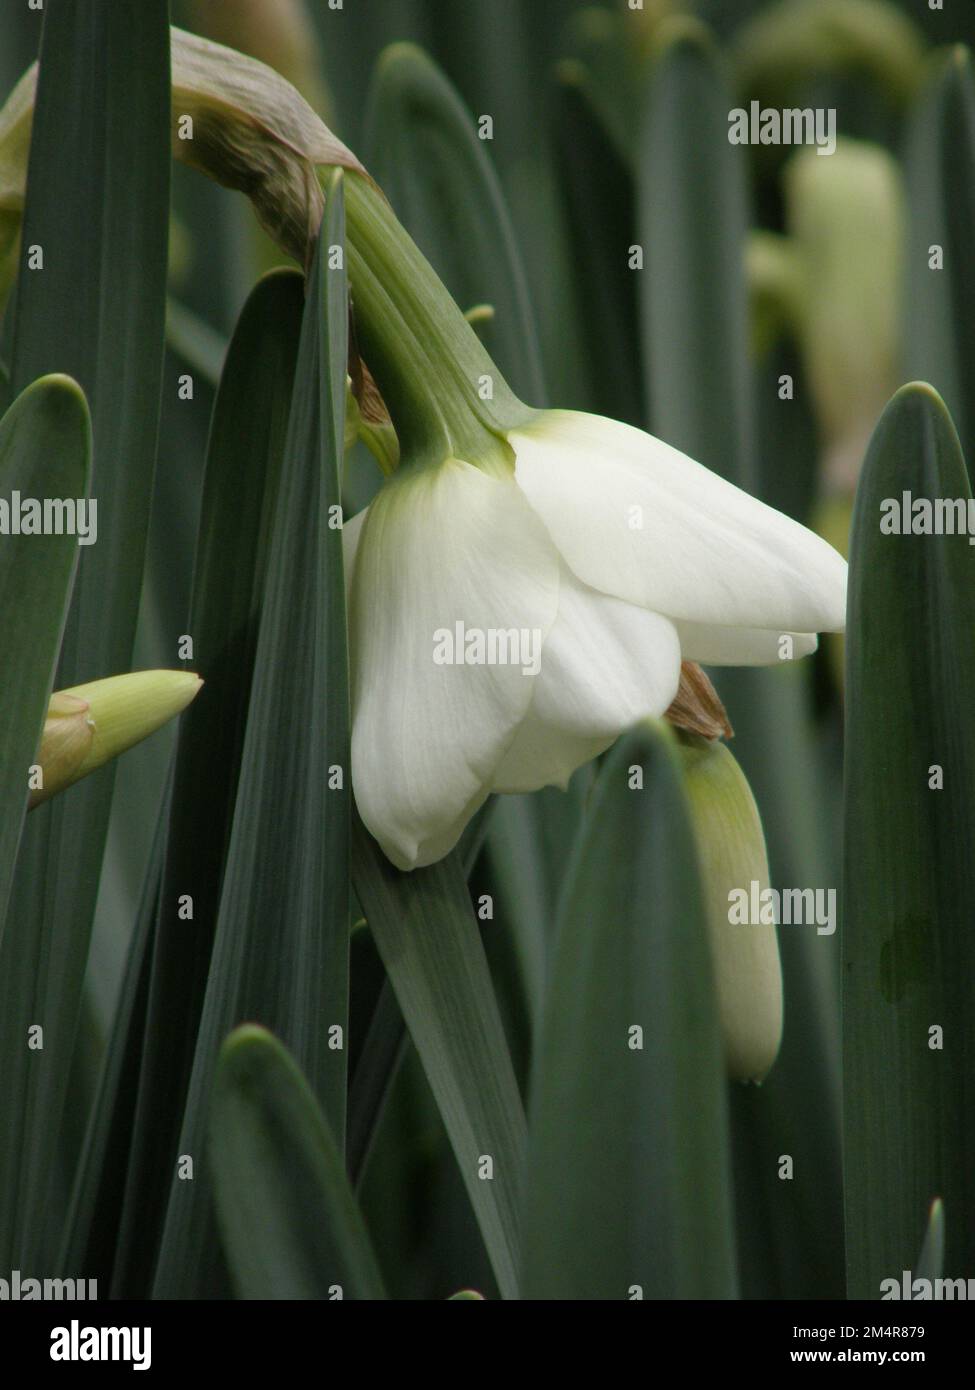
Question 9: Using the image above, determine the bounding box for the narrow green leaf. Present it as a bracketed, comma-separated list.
[904, 47, 975, 484]
[58, 795, 167, 1283]
[521, 722, 737, 1300]
[552, 66, 642, 426]
[210, 1026, 385, 1301]
[346, 813, 500, 1189]
[153, 172, 350, 1299]
[110, 270, 304, 1299]
[347, 977, 410, 1188]
[638, 19, 754, 488]
[364, 41, 545, 404]
[0, 0, 170, 1271]
[844, 382, 975, 1296]
[351, 811, 526, 1302]
[0, 375, 88, 924]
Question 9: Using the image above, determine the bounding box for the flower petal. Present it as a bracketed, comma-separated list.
[349, 458, 559, 870]
[492, 565, 681, 793]
[674, 621, 818, 665]
[510, 410, 847, 634]
[491, 717, 612, 796]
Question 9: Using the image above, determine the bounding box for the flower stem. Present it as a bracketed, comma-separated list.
[339, 170, 529, 465]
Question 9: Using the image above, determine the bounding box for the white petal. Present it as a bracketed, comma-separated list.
[492, 565, 681, 794]
[349, 459, 559, 870]
[675, 621, 818, 666]
[492, 717, 612, 796]
[510, 410, 847, 634]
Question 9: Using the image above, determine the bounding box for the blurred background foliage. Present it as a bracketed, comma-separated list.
[2, 0, 974, 1300]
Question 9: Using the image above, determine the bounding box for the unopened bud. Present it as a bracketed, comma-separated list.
[679, 736, 783, 1083]
[785, 139, 904, 490]
[734, 0, 925, 110]
[30, 670, 202, 808]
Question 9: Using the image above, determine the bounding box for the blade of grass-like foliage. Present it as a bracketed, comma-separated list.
[110, 270, 304, 1298]
[351, 811, 526, 1302]
[347, 973, 411, 1187]
[638, 18, 754, 488]
[521, 721, 737, 1300]
[346, 809, 502, 1187]
[153, 172, 350, 1299]
[364, 41, 545, 404]
[844, 382, 975, 1297]
[210, 1025, 385, 1300]
[88, 331, 214, 1045]
[0, 375, 88, 926]
[638, 18, 844, 1298]
[58, 792, 167, 1283]
[904, 48, 975, 483]
[0, 0, 170, 1271]
[552, 65, 642, 426]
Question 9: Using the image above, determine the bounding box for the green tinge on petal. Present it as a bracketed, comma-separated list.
[30, 670, 202, 807]
[679, 735, 783, 1083]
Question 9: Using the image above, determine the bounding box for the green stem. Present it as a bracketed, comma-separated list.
[340, 171, 529, 464]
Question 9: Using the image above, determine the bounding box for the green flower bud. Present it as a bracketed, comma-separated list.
[784, 138, 904, 491]
[679, 736, 783, 1083]
[30, 670, 202, 808]
[734, 0, 926, 111]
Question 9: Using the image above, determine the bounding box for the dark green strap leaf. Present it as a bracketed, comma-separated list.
[0, 0, 170, 1271]
[153, 172, 350, 1299]
[0, 375, 89, 928]
[352, 810, 526, 1301]
[522, 722, 737, 1300]
[844, 382, 975, 1296]
[110, 269, 304, 1299]
[210, 1026, 386, 1300]
[520, 722, 734, 1295]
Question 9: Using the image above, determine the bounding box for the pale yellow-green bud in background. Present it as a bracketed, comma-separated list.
[29, 670, 202, 808]
[679, 735, 783, 1084]
[734, 0, 925, 110]
[620, 0, 684, 67]
[784, 139, 904, 493]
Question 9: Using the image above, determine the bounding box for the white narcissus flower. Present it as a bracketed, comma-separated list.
[344, 409, 846, 871]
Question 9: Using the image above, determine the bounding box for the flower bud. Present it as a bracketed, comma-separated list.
[784, 138, 904, 491]
[734, 0, 925, 111]
[29, 670, 202, 808]
[678, 735, 783, 1083]
[28, 693, 95, 809]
